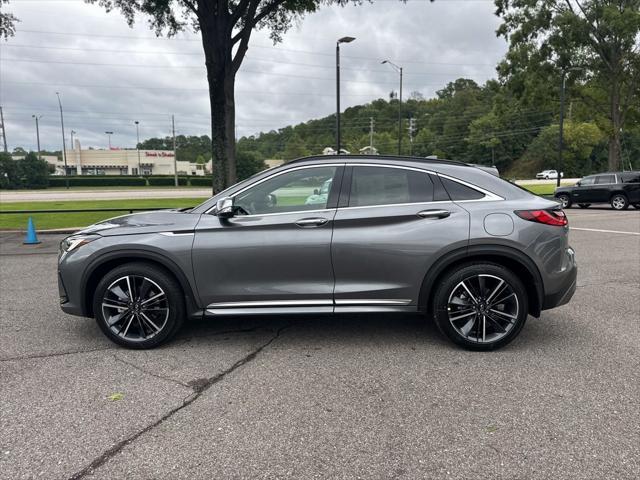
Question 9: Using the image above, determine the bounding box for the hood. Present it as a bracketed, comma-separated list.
[76, 209, 202, 237]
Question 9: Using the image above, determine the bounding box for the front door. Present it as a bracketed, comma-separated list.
[571, 175, 596, 203]
[331, 165, 470, 309]
[192, 164, 343, 312]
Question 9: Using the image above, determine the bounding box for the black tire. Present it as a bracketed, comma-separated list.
[610, 193, 629, 210]
[578, 203, 591, 209]
[557, 194, 572, 208]
[432, 263, 528, 351]
[633, 204, 640, 210]
[93, 262, 185, 349]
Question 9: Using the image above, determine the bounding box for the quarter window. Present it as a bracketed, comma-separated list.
[234, 166, 338, 215]
[595, 174, 615, 184]
[440, 177, 485, 200]
[348, 166, 433, 207]
[621, 173, 640, 183]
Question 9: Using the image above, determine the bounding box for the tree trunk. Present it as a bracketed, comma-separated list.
[199, 11, 237, 193]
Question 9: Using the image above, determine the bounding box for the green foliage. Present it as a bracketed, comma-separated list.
[48, 176, 147, 188]
[236, 150, 266, 180]
[0, 152, 49, 189]
[146, 176, 188, 186]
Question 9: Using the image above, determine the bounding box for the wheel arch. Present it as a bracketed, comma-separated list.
[418, 245, 544, 318]
[81, 250, 201, 318]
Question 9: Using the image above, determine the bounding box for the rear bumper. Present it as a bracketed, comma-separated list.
[542, 248, 577, 310]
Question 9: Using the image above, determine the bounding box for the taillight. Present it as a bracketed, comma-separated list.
[515, 209, 568, 226]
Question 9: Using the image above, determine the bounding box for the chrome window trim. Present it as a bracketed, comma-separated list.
[228, 208, 335, 219]
[340, 200, 453, 212]
[334, 299, 412, 305]
[204, 163, 344, 214]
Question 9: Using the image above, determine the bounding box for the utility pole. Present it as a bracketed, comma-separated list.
[172, 115, 178, 187]
[382, 60, 403, 154]
[408, 117, 416, 155]
[134, 121, 141, 175]
[369, 117, 375, 149]
[70, 130, 76, 150]
[557, 66, 582, 187]
[105, 131, 114, 149]
[0, 106, 7, 153]
[32, 115, 42, 160]
[56, 92, 69, 189]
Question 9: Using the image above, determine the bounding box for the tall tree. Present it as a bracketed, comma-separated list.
[87, 0, 353, 192]
[495, 0, 640, 171]
[0, 0, 18, 39]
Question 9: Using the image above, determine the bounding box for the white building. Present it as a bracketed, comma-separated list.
[48, 140, 205, 176]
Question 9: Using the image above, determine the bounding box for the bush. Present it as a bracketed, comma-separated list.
[0, 152, 49, 189]
[188, 176, 213, 187]
[146, 176, 188, 186]
[48, 176, 147, 187]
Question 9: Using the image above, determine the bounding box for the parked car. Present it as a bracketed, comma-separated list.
[554, 171, 640, 210]
[58, 155, 577, 351]
[536, 169, 563, 180]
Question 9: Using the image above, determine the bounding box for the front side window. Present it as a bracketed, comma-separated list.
[234, 166, 337, 215]
[348, 166, 433, 207]
[580, 176, 596, 186]
[595, 174, 615, 184]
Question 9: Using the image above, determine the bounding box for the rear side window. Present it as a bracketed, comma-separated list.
[595, 174, 615, 184]
[621, 173, 640, 183]
[349, 166, 433, 207]
[440, 177, 485, 200]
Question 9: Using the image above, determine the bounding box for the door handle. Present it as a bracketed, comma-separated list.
[295, 217, 329, 227]
[417, 209, 450, 219]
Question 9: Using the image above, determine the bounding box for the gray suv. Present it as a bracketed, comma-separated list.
[58, 156, 577, 351]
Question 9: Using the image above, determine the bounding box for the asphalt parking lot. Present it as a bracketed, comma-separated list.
[1, 208, 639, 480]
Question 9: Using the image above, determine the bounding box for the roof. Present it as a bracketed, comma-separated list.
[286, 154, 470, 167]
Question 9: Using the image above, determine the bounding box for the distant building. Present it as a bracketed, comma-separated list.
[45, 139, 204, 176]
[358, 146, 379, 155]
[323, 147, 350, 155]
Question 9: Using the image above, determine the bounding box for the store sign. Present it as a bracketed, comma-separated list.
[144, 151, 175, 157]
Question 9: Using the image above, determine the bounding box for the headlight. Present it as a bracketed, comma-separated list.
[60, 235, 99, 253]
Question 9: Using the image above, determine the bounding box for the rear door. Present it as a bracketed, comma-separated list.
[330, 164, 470, 309]
[591, 174, 616, 203]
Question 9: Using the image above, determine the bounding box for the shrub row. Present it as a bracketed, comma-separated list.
[45, 175, 212, 188]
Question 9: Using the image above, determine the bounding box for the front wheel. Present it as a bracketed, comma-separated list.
[557, 194, 571, 208]
[610, 194, 629, 210]
[93, 263, 185, 349]
[432, 263, 528, 351]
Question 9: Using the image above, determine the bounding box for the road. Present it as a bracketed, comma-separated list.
[0, 209, 638, 479]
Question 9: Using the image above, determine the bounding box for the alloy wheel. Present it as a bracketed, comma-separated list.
[447, 274, 519, 344]
[559, 195, 570, 208]
[101, 275, 169, 342]
[611, 195, 626, 210]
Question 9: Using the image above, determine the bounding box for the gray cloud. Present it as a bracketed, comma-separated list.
[1, 0, 506, 152]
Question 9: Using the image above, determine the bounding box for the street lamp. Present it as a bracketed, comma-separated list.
[336, 36, 355, 154]
[134, 121, 141, 175]
[55, 92, 69, 189]
[105, 131, 114, 149]
[382, 60, 403, 155]
[32, 115, 42, 161]
[557, 66, 582, 187]
[70, 130, 76, 150]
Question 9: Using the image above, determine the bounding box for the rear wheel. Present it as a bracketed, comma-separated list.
[610, 194, 629, 210]
[557, 194, 571, 208]
[432, 263, 528, 351]
[578, 203, 591, 209]
[93, 263, 185, 349]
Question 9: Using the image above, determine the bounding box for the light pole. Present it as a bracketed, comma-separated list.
[70, 130, 76, 150]
[557, 67, 582, 187]
[382, 60, 403, 155]
[105, 131, 113, 149]
[32, 115, 42, 160]
[134, 120, 141, 175]
[336, 36, 355, 154]
[55, 92, 69, 189]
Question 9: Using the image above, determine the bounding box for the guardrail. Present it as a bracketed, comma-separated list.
[0, 207, 175, 215]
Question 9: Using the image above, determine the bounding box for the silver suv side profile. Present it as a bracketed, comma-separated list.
[58, 155, 577, 351]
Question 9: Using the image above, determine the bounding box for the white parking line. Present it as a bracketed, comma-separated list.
[571, 227, 640, 236]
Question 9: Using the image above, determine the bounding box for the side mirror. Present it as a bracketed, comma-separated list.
[216, 197, 234, 218]
[576, 181, 581, 186]
[313, 188, 319, 195]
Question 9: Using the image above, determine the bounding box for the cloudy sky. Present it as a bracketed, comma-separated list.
[1, 0, 507, 152]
